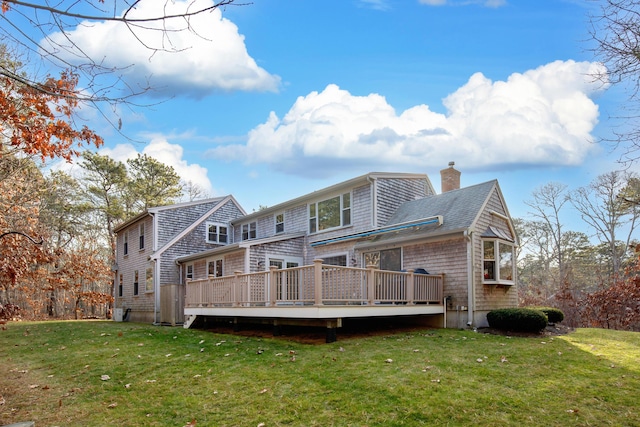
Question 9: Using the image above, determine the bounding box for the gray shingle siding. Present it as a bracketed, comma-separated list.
[155, 200, 222, 248]
[158, 200, 245, 285]
[376, 177, 432, 227]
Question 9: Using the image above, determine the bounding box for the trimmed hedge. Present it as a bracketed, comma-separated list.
[487, 308, 548, 333]
[531, 306, 565, 324]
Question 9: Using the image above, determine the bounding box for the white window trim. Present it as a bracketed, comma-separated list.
[275, 212, 285, 234]
[133, 270, 139, 296]
[206, 257, 225, 277]
[206, 222, 229, 244]
[482, 238, 515, 285]
[139, 223, 145, 251]
[241, 221, 257, 241]
[308, 192, 352, 234]
[185, 263, 194, 281]
[123, 232, 129, 256]
[266, 254, 303, 271]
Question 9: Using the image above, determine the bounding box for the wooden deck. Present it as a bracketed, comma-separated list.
[183, 260, 445, 341]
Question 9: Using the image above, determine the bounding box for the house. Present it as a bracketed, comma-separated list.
[112, 196, 246, 323]
[113, 164, 518, 341]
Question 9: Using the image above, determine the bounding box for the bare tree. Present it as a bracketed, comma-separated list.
[183, 180, 211, 201]
[0, 0, 237, 107]
[589, 0, 640, 161]
[570, 170, 640, 276]
[524, 182, 572, 285]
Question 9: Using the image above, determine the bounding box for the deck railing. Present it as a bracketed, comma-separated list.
[185, 259, 443, 308]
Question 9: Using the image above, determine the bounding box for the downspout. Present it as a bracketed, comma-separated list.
[154, 257, 161, 325]
[465, 230, 474, 327]
[152, 212, 160, 325]
[367, 175, 378, 229]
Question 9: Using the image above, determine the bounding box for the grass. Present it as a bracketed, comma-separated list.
[1, 321, 639, 426]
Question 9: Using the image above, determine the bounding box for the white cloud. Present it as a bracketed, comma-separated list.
[41, 0, 280, 97]
[208, 60, 608, 177]
[101, 138, 215, 197]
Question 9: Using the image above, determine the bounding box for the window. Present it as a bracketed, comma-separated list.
[118, 274, 123, 297]
[322, 255, 348, 266]
[145, 266, 153, 292]
[364, 248, 401, 271]
[206, 223, 228, 244]
[123, 232, 128, 256]
[207, 258, 223, 277]
[139, 223, 145, 250]
[483, 240, 515, 283]
[309, 192, 351, 233]
[242, 222, 257, 240]
[133, 270, 139, 296]
[186, 264, 194, 281]
[275, 213, 284, 234]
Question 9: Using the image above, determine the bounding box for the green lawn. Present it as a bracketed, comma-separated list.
[1, 321, 639, 426]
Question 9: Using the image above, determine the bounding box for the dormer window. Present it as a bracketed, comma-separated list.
[309, 192, 351, 233]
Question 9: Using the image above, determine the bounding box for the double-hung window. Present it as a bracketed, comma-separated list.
[309, 192, 351, 233]
[275, 213, 284, 234]
[242, 222, 257, 240]
[133, 270, 139, 296]
[206, 222, 228, 244]
[123, 232, 128, 256]
[139, 223, 145, 250]
[482, 239, 515, 283]
[186, 264, 194, 281]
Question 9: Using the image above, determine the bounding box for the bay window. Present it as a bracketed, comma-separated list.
[483, 239, 515, 283]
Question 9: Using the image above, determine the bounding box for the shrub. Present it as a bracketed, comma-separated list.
[531, 306, 565, 324]
[487, 308, 548, 333]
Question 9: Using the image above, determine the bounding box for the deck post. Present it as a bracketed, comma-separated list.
[407, 269, 415, 305]
[232, 271, 241, 307]
[313, 259, 323, 306]
[269, 266, 278, 306]
[366, 264, 377, 305]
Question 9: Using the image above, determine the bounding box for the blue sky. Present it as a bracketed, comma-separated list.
[44, 0, 634, 227]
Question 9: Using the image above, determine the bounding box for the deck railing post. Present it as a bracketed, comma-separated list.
[269, 266, 278, 306]
[232, 271, 241, 307]
[314, 259, 323, 306]
[407, 269, 415, 305]
[366, 264, 377, 305]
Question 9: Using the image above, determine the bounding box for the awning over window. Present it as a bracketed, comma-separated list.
[481, 226, 513, 242]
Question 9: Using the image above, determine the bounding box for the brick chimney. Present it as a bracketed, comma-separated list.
[440, 161, 460, 193]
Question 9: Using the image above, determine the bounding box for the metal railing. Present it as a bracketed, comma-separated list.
[185, 259, 443, 308]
